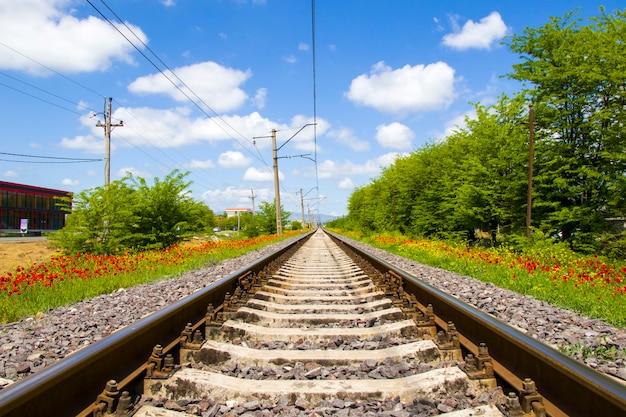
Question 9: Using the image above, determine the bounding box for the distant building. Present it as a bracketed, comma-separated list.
[224, 207, 253, 218]
[0, 181, 71, 234]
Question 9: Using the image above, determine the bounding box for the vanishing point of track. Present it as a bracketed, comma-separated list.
[0, 229, 625, 416]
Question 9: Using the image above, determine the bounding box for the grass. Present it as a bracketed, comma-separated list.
[330, 229, 626, 328]
[0, 232, 299, 323]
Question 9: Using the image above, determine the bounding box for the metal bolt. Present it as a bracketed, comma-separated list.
[116, 391, 132, 416]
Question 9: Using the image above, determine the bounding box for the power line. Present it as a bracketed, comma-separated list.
[0, 80, 84, 116]
[0, 151, 101, 163]
[0, 70, 92, 113]
[0, 158, 100, 164]
[0, 40, 243, 191]
[89, 0, 268, 168]
[0, 41, 105, 98]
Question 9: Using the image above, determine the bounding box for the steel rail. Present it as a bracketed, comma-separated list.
[0, 232, 313, 417]
[327, 230, 626, 417]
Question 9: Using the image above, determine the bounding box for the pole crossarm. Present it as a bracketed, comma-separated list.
[278, 153, 313, 160]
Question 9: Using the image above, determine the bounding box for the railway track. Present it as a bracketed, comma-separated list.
[1, 229, 626, 416]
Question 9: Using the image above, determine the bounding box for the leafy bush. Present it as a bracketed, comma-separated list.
[49, 170, 214, 255]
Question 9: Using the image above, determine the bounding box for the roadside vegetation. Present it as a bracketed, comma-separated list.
[332, 8, 626, 258]
[0, 232, 297, 323]
[0, 169, 298, 323]
[327, 8, 626, 328]
[328, 229, 626, 327]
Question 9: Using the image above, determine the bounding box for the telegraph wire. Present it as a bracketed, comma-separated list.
[96, 0, 254, 146]
[0, 50, 236, 190]
[0, 80, 84, 116]
[0, 151, 101, 163]
[0, 41, 104, 98]
[88, 0, 269, 169]
[0, 158, 99, 164]
[0, 42, 243, 191]
[0, 70, 93, 114]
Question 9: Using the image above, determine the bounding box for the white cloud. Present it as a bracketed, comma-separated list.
[3, 170, 19, 178]
[328, 127, 370, 152]
[61, 178, 79, 186]
[283, 55, 297, 64]
[298, 42, 309, 51]
[116, 167, 153, 180]
[243, 166, 284, 182]
[218, 151, 252, 168]
[184, 159, 215, 169]
[431, 110, 477, 143]
[201, 186, 271, 212]
[338, 177, 354, 190]
[254, 88, 267, 109]
[442, 12, 508, 50]
[280, 115, 330, 153]
[66, 108, 330, 156]
[128, 62, 251, 113]
[111, 109, 274, 148]
[317, 152, 404, 180]
[161, 0, 176, 6]
[444, 113, 471, 137]
[0, 0, 146, 75]
[345, 61, 456, 114]
[375, 122, 414, 150]
[59, 134, 106, 154]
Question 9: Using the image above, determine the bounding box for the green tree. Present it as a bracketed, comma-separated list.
[290, 220, 302, 231]
[443, 96, 529, 241]
[49, 179, 139, 255]
[128, 170, 213, 249]
[255, 201, 290, 235]
[50, 170, 214, 254]
[505, 7, 626, 251]
[344, 94, 528, 243]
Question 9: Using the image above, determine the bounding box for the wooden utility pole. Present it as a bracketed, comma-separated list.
[96, 97, 123, 186]
[526, 106, 534, 239]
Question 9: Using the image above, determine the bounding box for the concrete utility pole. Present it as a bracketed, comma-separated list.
[96, 97, 123, 186]
[300, 188, 306, 230]
[307, 204, 312, 229]
[254, 124, 315, 237]
[271, 129, 283, 236]
[249, 189, 256, 214]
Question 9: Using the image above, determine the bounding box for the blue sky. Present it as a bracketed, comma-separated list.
[0, 1, 622, 218]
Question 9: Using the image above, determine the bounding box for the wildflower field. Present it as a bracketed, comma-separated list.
[334, 230, 626, 328]
[0, 232, 297, 323]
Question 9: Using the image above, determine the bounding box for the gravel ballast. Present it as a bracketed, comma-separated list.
[1, 234, 626, 391]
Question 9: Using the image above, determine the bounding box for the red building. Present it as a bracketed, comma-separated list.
[0, 181, 71, 234]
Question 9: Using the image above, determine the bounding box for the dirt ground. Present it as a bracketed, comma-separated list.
[0, 239, 59, 276]
[0, 238, 211, 277]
